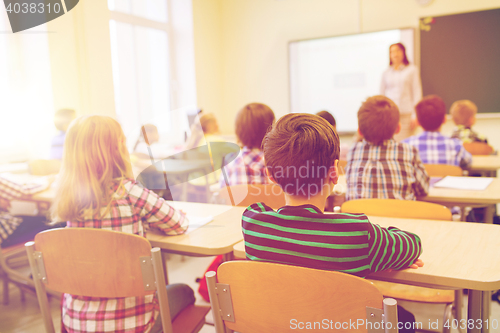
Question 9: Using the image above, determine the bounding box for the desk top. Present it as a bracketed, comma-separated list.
[146, 202, 246, 256]
[334, 175, 500, 206]
[470, 155, 500, 172]
[423, 177, 500, 205]
[234, 215, 500, 291]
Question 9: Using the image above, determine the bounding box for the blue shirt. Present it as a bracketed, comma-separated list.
[49, 131, 66, 160]
[402, 131, 472, 169]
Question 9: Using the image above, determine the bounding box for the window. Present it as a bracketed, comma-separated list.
[109, 0, 186, 150]
[0, 10, 54, 164]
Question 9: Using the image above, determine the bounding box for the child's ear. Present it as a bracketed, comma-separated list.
[469, 116, 476, 127]
[357, 128, 364, 138]
[265, 168, 278, 184]
[394, 122, 402, 134]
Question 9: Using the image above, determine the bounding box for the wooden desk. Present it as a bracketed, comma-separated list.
[234, 215, 500, 333]
[146, 202, 245, 259]
[334, 175, 500, 223]
[422, 177, 500, 223]
[470, 156, 500, 176]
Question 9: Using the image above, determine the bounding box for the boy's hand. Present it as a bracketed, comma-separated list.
[408, 259, 424, 269]
[383, 259, 424, 273]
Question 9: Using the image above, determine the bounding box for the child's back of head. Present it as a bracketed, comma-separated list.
[358, 96, 400, 145]
[53, 115, 132, 221]
[263, 113, 339, 197]
[315, 110, 336, 128]
[54, 108, 76, 132]
[415, 95, 446, 131]
[450, 100, 477, 127]
[236, 103, 275, 148]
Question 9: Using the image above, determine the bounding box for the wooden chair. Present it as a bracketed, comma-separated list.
[28, 160, 61, 176]
[341, 198, 452, 221]
[206, 261, 399, 333]
[1, 243, 33, 305]
[423, 164, 463, 177]
[341, 199, 461, 333]
[463, 142, 494, 155]
[217, 184, 286, 209]
[25, 228, 209, 333]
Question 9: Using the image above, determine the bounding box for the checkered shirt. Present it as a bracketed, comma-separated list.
[219, 147, 270, 188]
[345, 139, 429, 201]
[402, 131, 473, 169]
[451, 125, 488, 144]
[62, 179, 188, 333]
[0, 176, 48, 244]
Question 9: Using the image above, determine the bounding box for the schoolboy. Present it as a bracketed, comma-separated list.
[346, 96, 429, 201]
[242, 113, 422, 332]
[403, 95, 472, 169]
[220, 103, 275, 187]
[450, 100, 488, 144]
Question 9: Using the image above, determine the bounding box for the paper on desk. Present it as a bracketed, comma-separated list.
[186, 215, 213, 234]
[433, 176, 493, 190]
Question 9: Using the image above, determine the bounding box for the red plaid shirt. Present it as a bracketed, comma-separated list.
[62, 179, 188, 333]
[0, 176, 49, 243]
[219, 147, 270, 188]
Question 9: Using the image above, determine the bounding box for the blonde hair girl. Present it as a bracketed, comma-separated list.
[51, 115, 194, 333]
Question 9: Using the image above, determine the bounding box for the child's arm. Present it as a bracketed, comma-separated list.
[127, 182, 188, 235]
[457, 143, 473, 169]
[367, 223, 423, 273]
[411, 147, 430, 197]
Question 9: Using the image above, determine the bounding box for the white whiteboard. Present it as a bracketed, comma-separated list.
[289, 29, 414, 133]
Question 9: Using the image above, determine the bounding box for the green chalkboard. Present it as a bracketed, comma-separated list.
[420, 8, 500, 113]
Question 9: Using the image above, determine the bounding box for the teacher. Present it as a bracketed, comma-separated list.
[380, 43, 422, 141]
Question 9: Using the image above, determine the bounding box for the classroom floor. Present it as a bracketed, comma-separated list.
[1, 254, 500, 333]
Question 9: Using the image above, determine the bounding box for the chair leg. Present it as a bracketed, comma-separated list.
[2, 277, 9, 305]
[454, 289, 463, 333]
[443, 303, 453, 333]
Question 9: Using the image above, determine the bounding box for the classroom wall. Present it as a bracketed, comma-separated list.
[192, 0, 500, 148]
[46, 1, 116, 117]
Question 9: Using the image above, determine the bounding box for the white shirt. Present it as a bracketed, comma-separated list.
[380, 64, 422, 116]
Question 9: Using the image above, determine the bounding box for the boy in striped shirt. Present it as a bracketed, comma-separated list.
[242, 113, 422, 332]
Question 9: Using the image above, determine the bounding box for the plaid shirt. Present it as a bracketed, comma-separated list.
[62, 179, 188, 333]
[0, 176, 49, 243]
[345, 139, 429, 201]
[402, 131, 473, 169]
[219, 147, 270, 188]
[451, 125, 488, 144]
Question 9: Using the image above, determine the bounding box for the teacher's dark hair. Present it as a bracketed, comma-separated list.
[389, 43, 410, 66]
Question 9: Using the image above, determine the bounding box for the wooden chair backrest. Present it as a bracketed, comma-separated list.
[32, 228, 153, 297]
[218, 184, 286, 209]
[423, 164, 463, 177]
[213, 261, 384, 333]
[29, 159, 61, 176]
[463, 142, 494, 155]
[341, 199, 452, 221]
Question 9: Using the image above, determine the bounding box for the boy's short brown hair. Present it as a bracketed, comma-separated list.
[450, 100, 477, 126]
[358, 96, 399, 144]
[235, 103, 275, 149]
[415, 95, 446, 131]
[263, 113, 339, 196]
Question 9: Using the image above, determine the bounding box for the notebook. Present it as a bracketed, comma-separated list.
[433, 176, 493, 191]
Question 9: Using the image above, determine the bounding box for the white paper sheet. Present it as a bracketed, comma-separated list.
[185, 215, 214, 234]
[433, 176, 493, 190]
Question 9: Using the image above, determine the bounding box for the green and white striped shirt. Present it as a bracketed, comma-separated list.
[242, 203, 422, 277]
